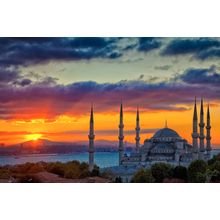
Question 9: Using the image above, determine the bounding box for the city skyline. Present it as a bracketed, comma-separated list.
[0, 37, 220, 146]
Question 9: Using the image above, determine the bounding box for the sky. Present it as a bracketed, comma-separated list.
[0, 37, 220, 146]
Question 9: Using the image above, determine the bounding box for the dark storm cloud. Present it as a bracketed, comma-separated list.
[197, 48, 220, 60]
[179, 66, 220, 85]
[162, 38, 220, 59]
[1, 37, 220, 68]
[0, 37, 123, 68]
[68, 37, 110, 48]
[123, 43, 138, 51]
[0, 64, 59, 87]
[137, 37, 162, 52]
[0, 37, 166, 68]
[0, 68, 20, 83]
[15, 78, 32, 87]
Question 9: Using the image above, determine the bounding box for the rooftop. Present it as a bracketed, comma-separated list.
[153, 128, 180, 138]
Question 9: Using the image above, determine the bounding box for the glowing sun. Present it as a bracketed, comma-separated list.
[26, 134, 42, 141]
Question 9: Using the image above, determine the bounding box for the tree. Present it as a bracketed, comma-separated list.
[28, 163, 45, 173]
[79, 162, 90, 178]
[91, 165, 100, 177]
[100, 170, 114, 180]
[188, 160, 207, 183]
[0, 167, 11, 179]
[173, 166, 188, 181]
[47, 162, 65, 177]
[208, 153, 220, 166]
[114, 176, 122, 183]
[79, 162, 89, 171]
[131, 168, 154, 183]
[151, 163, 173, 183]
[64, 168, 80, 179]
[209, 160, 220, 182]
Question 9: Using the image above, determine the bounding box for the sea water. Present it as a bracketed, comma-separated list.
[0, 149, 220, 168]
[0, 152, 119, 168]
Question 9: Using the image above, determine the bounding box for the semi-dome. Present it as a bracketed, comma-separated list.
[153, 128, 180, 138]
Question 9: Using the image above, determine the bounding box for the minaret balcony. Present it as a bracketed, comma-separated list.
[118, 136, 124, 140]
[191, 133, 199, 138]
[88, 134, 95, 139]
[199, 135, 205, 139]
[199, 123, 205, 127]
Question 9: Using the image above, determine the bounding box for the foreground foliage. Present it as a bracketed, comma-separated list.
[0, 160, 101, 183]
[151, 163, 173, 183]
[188, 160, 207, 183]
[131, 153, 220, 183]
[131, 168, 154, 183]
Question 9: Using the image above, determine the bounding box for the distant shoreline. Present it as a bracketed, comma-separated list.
[0, 151, 118, 158]
[0, 148, 219, 157]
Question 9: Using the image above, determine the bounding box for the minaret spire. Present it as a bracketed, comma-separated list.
[165, 120, 168, 128]
[88, 104, 95, 171]
[118, 101, 124, 165]
[206, 104, 212, 156]
[199, 98, 205, 159]
[192, 97, 199, 159]
[135, 106, 140, 153]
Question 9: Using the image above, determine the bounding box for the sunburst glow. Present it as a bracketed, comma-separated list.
[26, 134, 42, 141]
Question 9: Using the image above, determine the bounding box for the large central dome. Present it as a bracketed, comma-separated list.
[153, 128, 180, 138]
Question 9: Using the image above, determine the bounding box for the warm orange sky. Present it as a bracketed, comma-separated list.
[0, 102, 219, 146]
[0, 37, 220, 147]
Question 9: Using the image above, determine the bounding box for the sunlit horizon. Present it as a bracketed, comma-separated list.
[1, 101, 220, 147]
[0, 37, 220, 147]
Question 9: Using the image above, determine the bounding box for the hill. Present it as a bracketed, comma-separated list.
[0, 139, 134, 156]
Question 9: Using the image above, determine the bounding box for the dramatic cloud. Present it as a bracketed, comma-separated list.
[0, 38, 220, 121]
[197, 48, 220, 60]
[179, 66, 220, 85]
[1, 37, 220, 70]
[0, 68, 20, 83]
[18, 79, 32, 87]
[0, 70, 219, 120]
[0, 37, 166, 69]
[137, 37, 161, 52]
[0, 37, 124, 68]
[162, 38, 220, 59]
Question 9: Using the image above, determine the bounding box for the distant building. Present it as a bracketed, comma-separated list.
[89, 98, 212, 182]
[118, 99, 212, 169]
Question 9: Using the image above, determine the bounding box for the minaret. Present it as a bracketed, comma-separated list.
[165, 120, 168, 128]
[206, 104, 212, 156]
[88, 104, 95, 172]
[192, 98, 199, 159]
[135, 107, 140, 153]
[199, 98, 205, 159]
[118, 102, 124, 165]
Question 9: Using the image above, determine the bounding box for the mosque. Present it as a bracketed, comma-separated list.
[88, 99, 212, 181]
